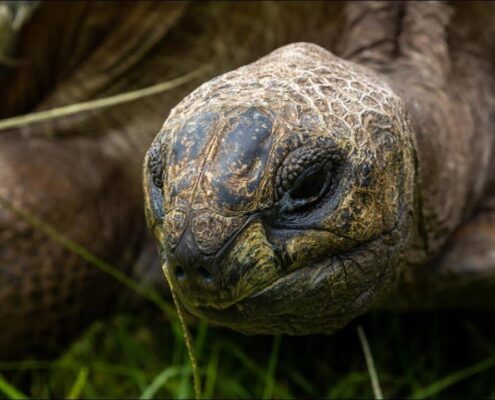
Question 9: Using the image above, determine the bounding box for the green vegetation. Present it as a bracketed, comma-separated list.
[1, 310, 495, 399]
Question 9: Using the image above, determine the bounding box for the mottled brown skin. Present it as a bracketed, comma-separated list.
[145, 43, 415, 334]
[144, 2, 495, 334]
[1, 1, 495, 357]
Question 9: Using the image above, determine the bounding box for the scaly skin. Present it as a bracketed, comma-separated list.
[144, 2, 495, 334]
[145, 42, 415, 335]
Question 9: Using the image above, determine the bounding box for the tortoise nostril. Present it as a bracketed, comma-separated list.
[174, 266, 185, 279]
[196, 266, 212, 281]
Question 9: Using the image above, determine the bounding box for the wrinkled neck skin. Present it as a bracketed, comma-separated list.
[341, 2, 495, 264]
[390, 60, 494, 262]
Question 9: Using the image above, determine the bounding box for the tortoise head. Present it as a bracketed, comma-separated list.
[143, 43, 415, 334]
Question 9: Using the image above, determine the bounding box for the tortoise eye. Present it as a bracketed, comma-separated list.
[279, 164, 332, 214]
[291, 166, 328, 201]
[274, 143, 342, 215]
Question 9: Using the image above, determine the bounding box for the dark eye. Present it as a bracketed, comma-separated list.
[291, 166, 328, 200]
[279, 164, 332, 214]
[274, 144, 341, 216]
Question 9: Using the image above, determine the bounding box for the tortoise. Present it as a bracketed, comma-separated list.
[1, 1, 494, 358]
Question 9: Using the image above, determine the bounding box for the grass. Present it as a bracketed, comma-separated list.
[1, 310, 495, 399]
[0, 66, 211, 132]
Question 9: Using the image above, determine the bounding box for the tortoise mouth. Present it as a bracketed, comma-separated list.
[176, 232, 394, 335]
[189, 262, 315, 322]
[168, 253, 284, 312]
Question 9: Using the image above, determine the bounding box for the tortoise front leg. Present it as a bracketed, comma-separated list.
[377, 2, 495, 303]
[337, 1, 403, 66]
[390, 1, 495, 260]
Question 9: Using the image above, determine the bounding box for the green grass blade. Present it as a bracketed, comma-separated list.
[215, 377, 251, 399]
[177, 357, 192, 400]
[284, 366, 317, 396]
[357, 325, 383, 400]
[222, 340, 267, 381]
[410, 354, 495, 399]
[140, 366, 187, 400]
[221, 338, 292, 398]
[66, 367, 89, 399]
[203, 342, 220, 399]
[0, 373, 29, 399]
[194, 320, 209, 364]
[262, 335, 282, 399]
[327, 372, 374, 399]
[0, 66, 211, 133]
[164, 265, 202, 400]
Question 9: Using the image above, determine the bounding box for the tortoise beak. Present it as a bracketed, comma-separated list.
[162, 219, 282, 311]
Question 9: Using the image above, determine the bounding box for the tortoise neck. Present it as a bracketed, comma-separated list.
[339, 2, 495, 259]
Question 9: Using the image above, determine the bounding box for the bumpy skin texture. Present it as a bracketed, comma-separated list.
[145, 44, 416, 334]
[144, 2, 495, 334]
